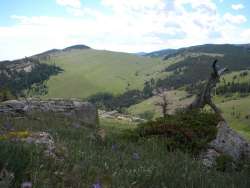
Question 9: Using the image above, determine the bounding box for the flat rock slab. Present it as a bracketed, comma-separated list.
[0, 99, 98, 127]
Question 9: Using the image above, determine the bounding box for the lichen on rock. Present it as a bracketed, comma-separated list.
[201, 121, 250, 167]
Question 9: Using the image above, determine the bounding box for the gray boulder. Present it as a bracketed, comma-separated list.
[200, 149, 221, 167]
[201, 121, 250, 167]
[210, 121, 250, 160]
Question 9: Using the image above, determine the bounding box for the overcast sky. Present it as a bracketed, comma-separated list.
[0, 0, 250, 60]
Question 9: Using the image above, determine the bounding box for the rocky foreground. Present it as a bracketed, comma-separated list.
[1, 99, 250, 168]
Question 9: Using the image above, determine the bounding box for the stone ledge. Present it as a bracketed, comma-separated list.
[0, 99, 98, 127]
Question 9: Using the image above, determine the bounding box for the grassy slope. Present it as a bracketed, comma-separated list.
[44, 49, 172, 99]
[40, 48, 250, 138]
[128, 90, 194, 117]
[218, 70, 250, 85]
[216, 70, 250, 138]
[129, 89, 250, 139]
[1, 114, 250, 187]
[216, 96, 250, 139]
[129, 68, 250, 139]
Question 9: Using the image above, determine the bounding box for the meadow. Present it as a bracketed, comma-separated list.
[1, 46, 250, 187]
[128, 89, 250, 140]
[36, 48, 250, 141]
[0, 113, 250, 188]
[43, 49, 173, 99]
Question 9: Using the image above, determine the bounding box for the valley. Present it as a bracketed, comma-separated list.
[2, 1, 250, 187]
[1, 43, 250, 187]
[41, 48, 171, 98]
[27, 44, 250, 139]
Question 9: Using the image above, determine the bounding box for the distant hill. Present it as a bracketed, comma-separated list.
[0, 57, 62, 97]
[235, 44, 250, 48]
[2, 43, 250, 99]
[135, 52, 147, 56]
[32, 44, 91, 60]
[63, 44, 91, 51]
[144, 49, 178, 58]
[143, 44, 250, 60]
[162, 44, 250, 60]
[153, 44, 250, 92]
[40, 43, 250, 103]
[2, 43, 250, 138]
[0, 58, 38, 72]
[33, 49, 61, 59]
[39, 47, 170, 99]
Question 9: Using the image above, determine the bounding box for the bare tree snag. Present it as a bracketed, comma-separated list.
[187, 60, 228, 115]
[155, 90, 170, 118]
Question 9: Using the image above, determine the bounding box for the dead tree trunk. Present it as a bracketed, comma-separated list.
[187, 60, 228, 115]
[155, 90, 170, 118]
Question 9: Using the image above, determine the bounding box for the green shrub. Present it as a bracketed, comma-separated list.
[138, 110, 155, 121]
[215, 154, 234, 172]
[0, 141, 42, 187]
[0, 88, 15, 102]
[137, 110, 220, 154]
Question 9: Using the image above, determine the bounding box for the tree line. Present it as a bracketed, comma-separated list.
[216, 81, 250, 95]
[0, 58, 63, 100]
[88, 79, 156, 111]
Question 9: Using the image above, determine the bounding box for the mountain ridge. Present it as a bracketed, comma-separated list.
[2, 43, 250, 63]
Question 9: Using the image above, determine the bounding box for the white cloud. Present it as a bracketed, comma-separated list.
[223, 13, 247, 24]
[232, 3, 244, 10]
[241, 29, 250, 39]
[101, 0, 165, 12]
[56, 0, 81, 8]
[174, 0, 217, 12]
[0, 0, 250, 60]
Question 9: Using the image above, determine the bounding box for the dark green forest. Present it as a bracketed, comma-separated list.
[157, 51, 250, 93]
[0, 58, 63, 99]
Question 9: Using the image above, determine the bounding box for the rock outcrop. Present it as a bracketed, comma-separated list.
[0, 99, 98, 127]
[21, 131, 56, 158]
[98, 110, 146, 123]
[0, 168, 14, 188]
[201, 121, 250, 167]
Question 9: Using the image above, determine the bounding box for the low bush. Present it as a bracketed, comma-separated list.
[215, 154, 234, 172]
[0, 141, 41, 187]
[137, 110, 220, 154]
[138, 110, 155, 121]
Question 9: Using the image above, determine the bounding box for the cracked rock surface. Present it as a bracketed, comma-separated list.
[201, 121, 250, 167]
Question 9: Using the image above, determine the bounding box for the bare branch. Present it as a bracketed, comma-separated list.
[155, 92, 170, 118]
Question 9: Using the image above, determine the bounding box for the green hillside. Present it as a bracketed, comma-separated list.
[2, 44, 250, 139]
[128, 90, 194, 117]
[35, 44, 250, 140]
[219, 70, 250, 84]
[128, 69, 250, 139]
[42, 49, 172, 98]
[25, 44, 250, 100]
[128, 90, 250, 139]
[217, 96, 250, 139]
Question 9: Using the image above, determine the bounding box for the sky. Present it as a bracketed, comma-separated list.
[0, 0, 250, 60]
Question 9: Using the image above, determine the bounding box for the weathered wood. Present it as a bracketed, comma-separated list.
[155, 94, 169, 118]
[188, 60, 228, 114]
